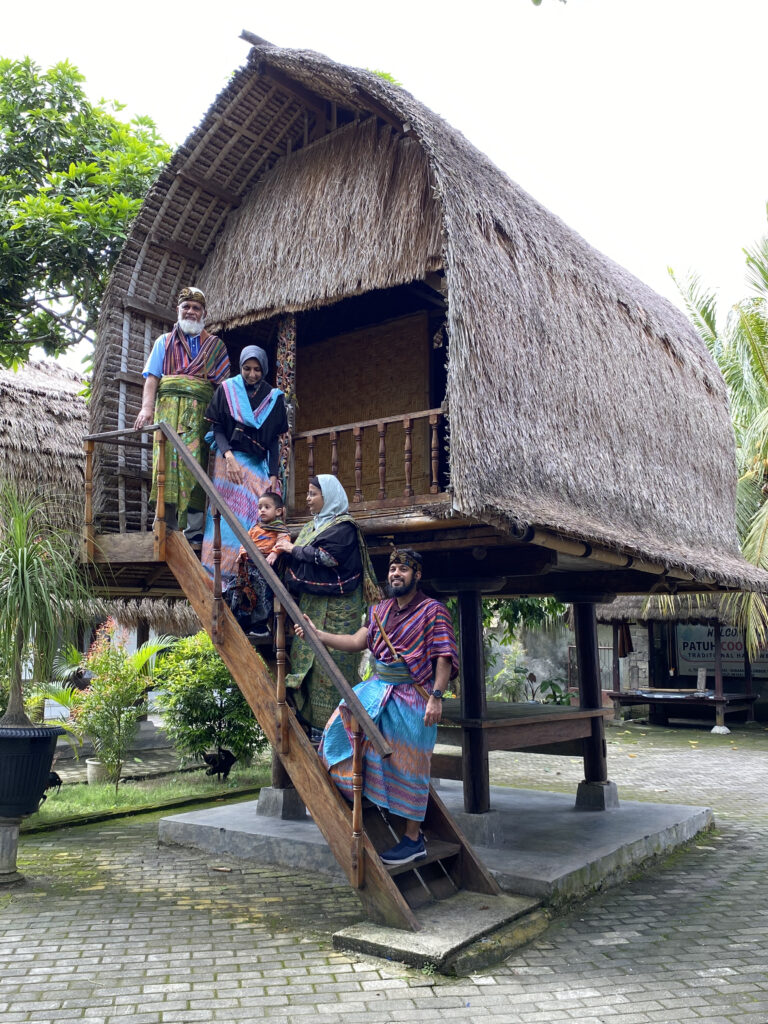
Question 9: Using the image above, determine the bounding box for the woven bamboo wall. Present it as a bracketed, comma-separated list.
[292, 313, 430, 507]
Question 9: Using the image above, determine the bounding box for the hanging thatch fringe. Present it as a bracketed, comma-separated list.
[93, 598, 201, 635]
[199, 118, 443, 328]
[595, 594, 739, 627]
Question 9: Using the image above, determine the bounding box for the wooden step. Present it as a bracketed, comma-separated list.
[384, 839, 461, 877]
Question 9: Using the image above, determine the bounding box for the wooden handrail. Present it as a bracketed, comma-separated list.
[84, 423, 393, 760]
[292, 405, 443, 440]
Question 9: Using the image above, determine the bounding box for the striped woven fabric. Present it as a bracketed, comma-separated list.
[162, 325, 229, 384]
[367, 594, 458, 689]
[320, 659, 436, 821]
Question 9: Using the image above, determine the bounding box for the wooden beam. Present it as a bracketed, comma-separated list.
[151, 234, 206, 265]
[175, 168, 240, 207]
[122, 296, 176, 322]
[115, 370, 145, 389]
[260, 66, 328, 122]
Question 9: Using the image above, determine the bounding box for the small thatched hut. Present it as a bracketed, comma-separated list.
[89, 36, 765, 596]
[0, 361, 87, 531]
[0, 362, 197, 636]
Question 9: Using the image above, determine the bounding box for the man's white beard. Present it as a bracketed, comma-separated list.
[179, 316, 205, 336]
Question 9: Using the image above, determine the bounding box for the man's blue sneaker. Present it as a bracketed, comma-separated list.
[379, 834, 427, 865]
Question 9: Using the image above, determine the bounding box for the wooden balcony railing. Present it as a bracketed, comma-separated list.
[291, 407, 445, 509]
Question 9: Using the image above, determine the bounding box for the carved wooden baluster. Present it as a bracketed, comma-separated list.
[330, 430, 339, 476]
[377, 422, 387, 500]
[154, 430, 167, 560]
[403, 416, 413, 497]
[307, 435, 316, 479]
[350, 714, 365, 889]
[353, 426, 364, 503]
[83, 439, 95, 561]
[211, 508, 223, 645]
[275, 601, 289, 755]
[429, 413, 440, 494]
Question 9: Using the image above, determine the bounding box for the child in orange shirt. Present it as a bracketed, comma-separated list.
[224, 492, 289, 637]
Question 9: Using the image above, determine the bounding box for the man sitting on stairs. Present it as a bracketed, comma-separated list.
[295, 548, 458, 866]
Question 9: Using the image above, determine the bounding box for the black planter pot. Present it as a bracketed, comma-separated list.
[0, 726, 65, 818]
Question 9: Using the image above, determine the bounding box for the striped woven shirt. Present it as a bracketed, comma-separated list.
[367, 592, 458, 689]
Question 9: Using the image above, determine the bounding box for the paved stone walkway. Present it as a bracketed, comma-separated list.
[2, 721, 768, 1023]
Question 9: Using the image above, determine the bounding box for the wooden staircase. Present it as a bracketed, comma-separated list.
[85, 423, 503, 931]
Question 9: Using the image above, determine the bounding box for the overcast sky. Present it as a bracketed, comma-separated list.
[5, 0, 768, 366]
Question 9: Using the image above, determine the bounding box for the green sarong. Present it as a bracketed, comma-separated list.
[150, 375, 214, 529]
[285, 588, 366, 731]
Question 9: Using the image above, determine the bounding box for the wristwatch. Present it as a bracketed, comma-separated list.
[431, 690, 445, 700]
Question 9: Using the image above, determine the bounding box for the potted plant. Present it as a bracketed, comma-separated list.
[0, 486, 93, 884]
[77, 620, 175, 794]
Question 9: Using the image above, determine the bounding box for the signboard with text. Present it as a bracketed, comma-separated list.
[676, 625, 768, 679]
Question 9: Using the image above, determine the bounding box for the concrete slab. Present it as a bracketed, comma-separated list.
[159, 781, 713, 905]
[333, 890, 546, 974]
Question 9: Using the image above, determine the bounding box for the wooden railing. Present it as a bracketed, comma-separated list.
[292, 407, 445, 504]
[84, 424, 391, 754]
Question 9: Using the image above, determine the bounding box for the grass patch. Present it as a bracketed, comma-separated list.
[22, 761, 271, 832]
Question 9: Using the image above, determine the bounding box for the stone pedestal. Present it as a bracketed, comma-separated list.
[256, 787, 307, 820]
[0, 818, 22, 886]
[575, 780, 620, 811]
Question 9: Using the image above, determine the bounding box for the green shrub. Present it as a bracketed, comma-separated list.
[77, 621, 175, 791]
[154, 632, 266, 771]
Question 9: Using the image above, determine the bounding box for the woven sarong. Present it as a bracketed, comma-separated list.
[319, 658, 436, 822]
[150, 375, 214, 529]
[285, 589, 365, 731]
[200, 448, 271, 587]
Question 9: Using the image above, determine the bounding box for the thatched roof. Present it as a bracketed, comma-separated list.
[0, 361, 87, 530]
[595, 595, 741, 627]
[91, 37, 766, 592]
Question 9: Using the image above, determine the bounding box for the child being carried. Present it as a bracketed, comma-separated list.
[224, 491, 289, 637]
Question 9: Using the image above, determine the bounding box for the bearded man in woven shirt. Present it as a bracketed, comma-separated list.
[296, 548, 458, 866]
[134, 287, 230, 545]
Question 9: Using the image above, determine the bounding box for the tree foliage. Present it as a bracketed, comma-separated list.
[0, 57, 171, 366]
[671, 207, 768, 655]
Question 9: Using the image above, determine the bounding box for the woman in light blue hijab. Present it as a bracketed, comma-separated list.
[273, 474, 379, 739]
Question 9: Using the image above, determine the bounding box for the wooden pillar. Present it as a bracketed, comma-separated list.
[572, 602, 608, 785]
[611, 622, 621, 721]
[457, 589, 489, 813]
[743, 632, 755, 722]
[713, 619, 726, 729]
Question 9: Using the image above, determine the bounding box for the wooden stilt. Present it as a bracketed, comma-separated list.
[83, 439, 95, 561]
[154, 430, 166, 560]
[572, 602, 608, 785]
[458, 589, 490, 813]
[743, 632, 754, 722]
[611, 622, 621, 721]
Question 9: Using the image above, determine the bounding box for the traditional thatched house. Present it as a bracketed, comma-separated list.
[90, 35, 764, 596]
[82, 36, 768, 926]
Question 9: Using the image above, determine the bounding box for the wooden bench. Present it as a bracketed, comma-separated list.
[432, 701, 612, 791]
[608, 689, 757, 727]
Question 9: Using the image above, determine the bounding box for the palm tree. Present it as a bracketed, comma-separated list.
[671, 211, 768, 655]
[0, 485, 93, 728]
